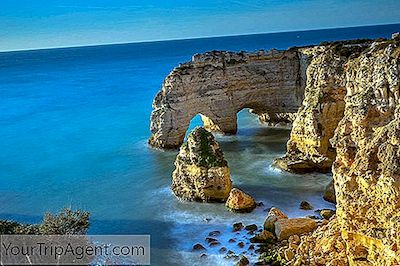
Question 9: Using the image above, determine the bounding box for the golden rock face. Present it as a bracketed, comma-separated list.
[225, 188, 256, 213]
[331, 42, 400, 266]
[291, 40, 400, 265]
[275, 46, 348, 173]
[171, 127, 233, 202]
[274, 218, 317, 241]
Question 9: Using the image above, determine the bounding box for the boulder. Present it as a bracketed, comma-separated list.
[232, 222, 244, 231]
[171, 127, 232, 202]
[263, 207, 288, 232]
[244, 224, 258, 231]
[274, 218, 317, 241]
[250, 230, 275, 243]
[192, 243, 206, 251]
[323, 180, 336, 204]
[235, 255, 249, 266]
[225, 188, 256, 213]
[318, 209, 335, 220]
[299, 201, 313, 210]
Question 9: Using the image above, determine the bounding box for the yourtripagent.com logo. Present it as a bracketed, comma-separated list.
[0, 235, 150, 265]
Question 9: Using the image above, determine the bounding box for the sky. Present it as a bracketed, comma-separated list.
[1, 0, 400, 51]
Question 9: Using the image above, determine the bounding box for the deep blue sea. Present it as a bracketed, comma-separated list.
[1, 24, 399, 265]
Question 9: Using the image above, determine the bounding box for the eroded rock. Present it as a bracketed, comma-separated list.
[225, 188, 256, 213]
[149, 49, 307, 149]
[263, 207, 288, 232]
[318, 209, 335, 220]
[299, 201, 313, 210]
[323, 180, 336, 204]
[291, 39, 400, 266]
[171, 127, 232, 202]
[274, 218, 317, 241]
[274, 45, 352, 173]
[250, 230, 275, 243]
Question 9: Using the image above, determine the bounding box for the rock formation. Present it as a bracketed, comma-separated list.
[253, 110, 297, 126]
[149, 49, 307, 148]
[264, 207, 288, 232]
[263, 208, 317, 241]
[290, 39, 400, 265]
[171, 127, 232, 202]
[153, 36, 400, 265]
[331, 39, 400, 265]
[274, 45, 356, 173]
[323, 180, 336, 204]
[225, 188, 256, 213]
[274, 218, 317, 241]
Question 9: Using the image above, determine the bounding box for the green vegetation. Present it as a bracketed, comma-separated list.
[258, 246, 288, 266]
[0, 208, 90, 235]
[181, 127, 227, 168]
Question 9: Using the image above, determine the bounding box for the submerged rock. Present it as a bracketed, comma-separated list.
[171, 127, 232, 202]
[208, 230, 221, 237]
[205, 237, 217, 243]
[219, 247, 227, 253]
[225, 188, 256, 213]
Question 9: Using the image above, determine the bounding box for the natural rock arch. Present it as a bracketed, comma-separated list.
[149, 49, 308, 149]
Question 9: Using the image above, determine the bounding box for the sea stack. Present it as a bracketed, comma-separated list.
[171, 127, 232, 202]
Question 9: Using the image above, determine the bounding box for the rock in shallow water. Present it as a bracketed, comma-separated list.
[318, 209, 335, 220]
[233, 222, 244, 231]
[192, 243, 206, 251]
[323, 180, 336, 204]
[274, 218, 317, 241]
[263, 207, 288, 232]
[299, 201, 313, 210]
[225, 188, 256, 213]
[171, 127, 232, 202]
[235, 255, 250, 266]
[250, 230, 275, 243]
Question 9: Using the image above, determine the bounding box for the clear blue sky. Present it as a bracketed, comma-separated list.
[1, 0, 399, 51]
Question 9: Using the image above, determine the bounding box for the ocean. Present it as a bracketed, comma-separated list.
[1, 24, 399, 265]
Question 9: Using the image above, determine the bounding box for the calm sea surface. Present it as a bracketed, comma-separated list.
[1, 24, 399, 265]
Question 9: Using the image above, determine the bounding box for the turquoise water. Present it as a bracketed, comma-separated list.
[1, 24, 399, 265]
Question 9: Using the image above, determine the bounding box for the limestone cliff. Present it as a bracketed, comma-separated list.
[332, 39, 400, 265]
[151, 37, 400, 265]
[149, 49, 306, 149]
[290, 39, 400, 265]
[171, 127, 232, 202]
[274, 43, 373, 173]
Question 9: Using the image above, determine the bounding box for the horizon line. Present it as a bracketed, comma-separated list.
[1, 22, 399, 54]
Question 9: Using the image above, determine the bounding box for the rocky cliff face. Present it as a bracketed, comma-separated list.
[171, 127, 232, 202]
[290, 39, 400, 265]
[274, 44, 365, 173]
[152, 36, 400, 265]
[149, 49, 306, 149]
[332, 40, 400, 265]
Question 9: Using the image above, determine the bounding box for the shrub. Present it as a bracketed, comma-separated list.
[0, 208, 90, 235]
